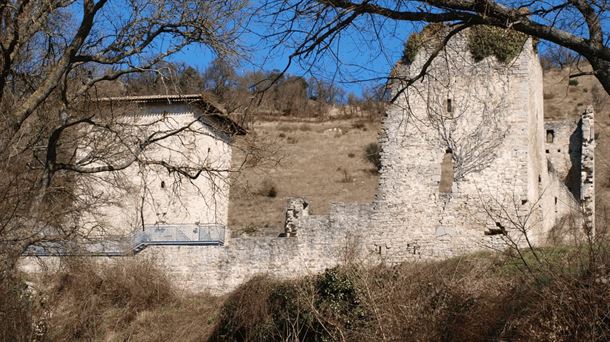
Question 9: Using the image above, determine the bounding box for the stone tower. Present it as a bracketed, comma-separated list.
[371, 27, 578, 261]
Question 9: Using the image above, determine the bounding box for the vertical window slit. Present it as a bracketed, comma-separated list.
[439, 149, 454, 193]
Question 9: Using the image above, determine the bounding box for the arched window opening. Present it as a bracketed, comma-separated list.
[546, 129, 555, 143]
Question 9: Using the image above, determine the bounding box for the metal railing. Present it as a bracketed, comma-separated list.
[23, 223, 226, 256]
[132, 224, 225, 252]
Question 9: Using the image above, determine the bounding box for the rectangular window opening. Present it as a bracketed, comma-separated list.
[439, 149, 454, 193]
[485, 222, 506, 236]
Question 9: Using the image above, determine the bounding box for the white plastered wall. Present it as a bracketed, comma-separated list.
[79, 103, 233, 239]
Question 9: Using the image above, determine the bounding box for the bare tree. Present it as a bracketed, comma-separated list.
[0, 0, 247, 269]
[259, 0, 610, 95]
[203, 57, 239, 97]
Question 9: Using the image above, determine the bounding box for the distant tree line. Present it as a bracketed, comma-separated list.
[120, 58, 387, 119]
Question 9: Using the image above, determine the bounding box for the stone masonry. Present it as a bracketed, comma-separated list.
[581, 107, 596, 232]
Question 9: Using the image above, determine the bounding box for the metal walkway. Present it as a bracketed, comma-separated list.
[23, 224, 225, 257]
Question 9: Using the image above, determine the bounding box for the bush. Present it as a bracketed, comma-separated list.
[0, 272, 32, 342]
[298, 124, 312, 131]
[364, 142, 382, 171]
[402, 25, 530, 65]
[259, 178, 277, 198]
[211, 268, 369, 341]
[569, 79, 579, 86]
[44, 258, 175, 341]
[468, 26, 529, 63]
[401, 23, 446, 64]
[352, 121, 366, 130]
[40, 258, 223, 341]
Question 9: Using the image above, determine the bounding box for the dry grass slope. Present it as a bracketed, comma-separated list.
[229, 119, 380, 235]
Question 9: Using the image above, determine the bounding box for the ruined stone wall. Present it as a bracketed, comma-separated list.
[544, 120, 579, 179]
[581, 107, 596, 232]
[371, 32, 553, 259]
[149, 203, 373, 293]
[543, 109, 596, 235]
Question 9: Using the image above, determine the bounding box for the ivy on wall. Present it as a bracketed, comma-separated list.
[401, 24, 531, 65]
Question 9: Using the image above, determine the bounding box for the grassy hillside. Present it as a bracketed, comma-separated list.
[228, 119, 381, 235]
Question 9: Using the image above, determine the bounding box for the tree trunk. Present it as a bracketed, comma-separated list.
[589, 57, 610, 96]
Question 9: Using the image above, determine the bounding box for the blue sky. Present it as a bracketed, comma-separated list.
[172, 11, 418, 96]
[163, 1, 580, 97]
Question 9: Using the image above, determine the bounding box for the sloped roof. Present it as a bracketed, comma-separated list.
[97, 93, 246, 135]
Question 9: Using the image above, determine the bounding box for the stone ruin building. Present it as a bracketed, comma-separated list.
[371, 28, 595, 259]
[21, 27, 596, 294]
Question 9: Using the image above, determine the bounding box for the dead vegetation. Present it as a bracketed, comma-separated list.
[23, 258, 223, 342]
[9, 238, 610, 341]
[205, 240, 610, 341]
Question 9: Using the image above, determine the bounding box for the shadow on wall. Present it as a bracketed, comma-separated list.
[565, 120, 583, 199]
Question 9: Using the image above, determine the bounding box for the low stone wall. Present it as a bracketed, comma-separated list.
[20, 202, 374, 294]
[145, 203, 373, 293]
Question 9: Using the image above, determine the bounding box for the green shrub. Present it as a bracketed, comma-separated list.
[401, 23, 446, 64]
[315, 267, 368, 328]
[569, 79, 579, 86]
[468, 26, 529, 63]
[212, 268, 369, 342]
[402, 25, 530, 65]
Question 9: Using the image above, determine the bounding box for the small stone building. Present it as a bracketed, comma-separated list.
[82, 94, 245, 246]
